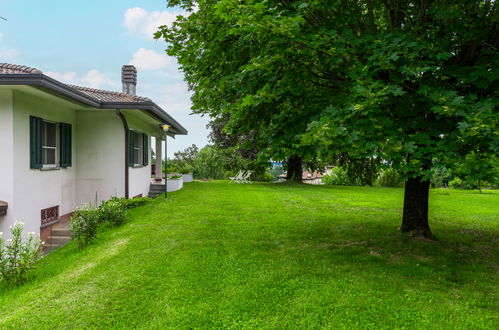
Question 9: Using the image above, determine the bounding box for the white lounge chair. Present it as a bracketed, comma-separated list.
[229, 170, 245, 183]
[240, 170, 252, 184]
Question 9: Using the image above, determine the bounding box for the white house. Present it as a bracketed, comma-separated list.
[0, 63, 187, 244]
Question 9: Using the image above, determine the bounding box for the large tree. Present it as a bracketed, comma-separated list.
[157, 0, 335, 181]
[158, 0, 498, 237]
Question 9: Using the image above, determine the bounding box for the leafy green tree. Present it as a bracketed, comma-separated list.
[191, 145, 250, 179]
[169, 144, 199, 173]
[158, 0, 498, 237]
[457, 152, 498, 193]
[156, 0, 333, 182]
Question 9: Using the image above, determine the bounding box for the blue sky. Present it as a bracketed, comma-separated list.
[0, 0, 209, 157]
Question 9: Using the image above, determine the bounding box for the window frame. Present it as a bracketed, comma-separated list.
[42, 120, 59, 169]
[132, 130, 143, 166]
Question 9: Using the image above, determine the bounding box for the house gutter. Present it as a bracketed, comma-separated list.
[115, 109, 129, 199]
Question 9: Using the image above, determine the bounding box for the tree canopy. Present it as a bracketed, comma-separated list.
[157, 0, 498, 237]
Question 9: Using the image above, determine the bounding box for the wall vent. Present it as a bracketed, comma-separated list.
[41, 205, 59, 225]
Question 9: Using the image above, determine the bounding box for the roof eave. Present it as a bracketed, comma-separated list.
[0, 74, 188, 135]
[100, 102, 188, 135]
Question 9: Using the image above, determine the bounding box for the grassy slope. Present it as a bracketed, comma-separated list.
[0, 182, 497, 329]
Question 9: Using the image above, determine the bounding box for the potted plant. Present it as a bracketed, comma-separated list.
[167, 175, 184, 192]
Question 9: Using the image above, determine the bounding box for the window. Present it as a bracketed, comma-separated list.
[30, 116, 72, 169]
[133, 131, 142, 166]
[42, 121, 57, 168]
[128, 130, 148, 167]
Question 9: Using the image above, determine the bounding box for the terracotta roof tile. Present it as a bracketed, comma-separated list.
[0, 62, 151, 103]
[0, 63, 42, 74]
[67, 85, 151, 103]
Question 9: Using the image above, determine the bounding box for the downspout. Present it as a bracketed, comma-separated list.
[115, 109, 129, 199]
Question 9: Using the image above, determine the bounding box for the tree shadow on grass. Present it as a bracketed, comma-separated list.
[251, 220, 499, 286]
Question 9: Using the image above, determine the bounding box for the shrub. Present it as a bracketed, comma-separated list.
[99, 200, 125, 227]
[323, 167, 352, 186]
[70, 204, 100, 249]
[375, 168, 403, 187]
[180, 166, 193, 174]
[448, 177, 464, 189]
[0, 221, 42, 285]
[431, 166, 452, 188]
[120, 197, 152, 210]
[257, 172, 275, 182]
[169, 175, 182, 180]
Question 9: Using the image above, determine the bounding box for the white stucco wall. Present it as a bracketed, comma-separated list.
[11, 90, 78, 236]
[0, 89, 15, 236]
[124, 111, 160, 198]
[0, 87, 168, 238]
[75, 110, 126, 205]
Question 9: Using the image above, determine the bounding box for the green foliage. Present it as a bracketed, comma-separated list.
[168, 175, 182, 180]
[322, 167, 352, 186]
[158, 0, 497, 231]
[456, 152, 498, 192]
[191, 145, 252, 180]
[70, 204, 100, 249]
[431, 164, 452, 188]
[168, 144, 198, 174]
[108, 196, 151, 210]
[99, 200, 125, 227]
[448, 177, 464, 190]
[120, 197, 152, 210]
[254, 172, 275, 182]
[0, 221, 42, 286]
[71, 196, 151, 249]
[159, 0, 497, 182]
[376, 169, 403, 188]
[337, 155, 380, 186]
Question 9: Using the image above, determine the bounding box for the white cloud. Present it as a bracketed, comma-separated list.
[0, 49, 19, 61]
[45, 71, 78, 83]
[160, 82, 192, 116]
[129, 48, 171, 70]
[123, 7, 186, 40]
[81, 69, 114, 88]
[0, 32, 3, 42]
[46, 69, 114, 89]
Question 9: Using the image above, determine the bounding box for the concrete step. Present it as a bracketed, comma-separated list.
[48, 235, 72, 245]
[51, 229, 71, 236]
[44, 243, 66, 252]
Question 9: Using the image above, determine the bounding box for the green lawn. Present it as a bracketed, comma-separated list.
[1, 182, 498, 329]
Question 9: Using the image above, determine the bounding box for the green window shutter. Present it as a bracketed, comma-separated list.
[128, 130, 134, 167]
[30, 116, 43, 169]
[60, 123, 72, 168]
[142, 133, 148, 166]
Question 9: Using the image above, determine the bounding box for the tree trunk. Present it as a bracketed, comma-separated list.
[401, 176, 432, 237]
[286, 155, 303, 182]
[367, 156, 375, 186]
